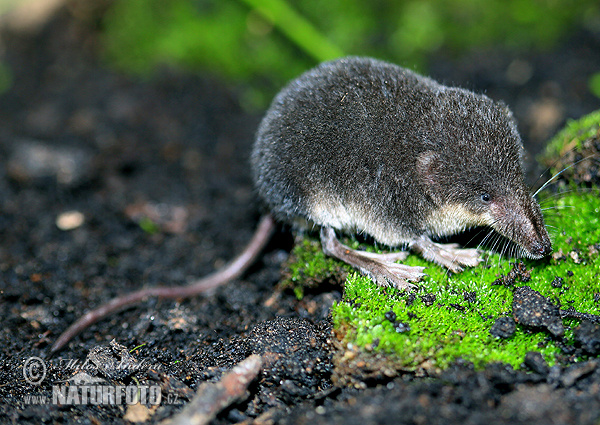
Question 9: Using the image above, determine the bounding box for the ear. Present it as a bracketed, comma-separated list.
[417, 150, 440, 184]
[416, 151, 442, 203]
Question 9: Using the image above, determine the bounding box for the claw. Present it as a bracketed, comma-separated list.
[367, 262, 426, 290]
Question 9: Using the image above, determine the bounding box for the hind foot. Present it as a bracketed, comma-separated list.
[320, 227, 425, 290]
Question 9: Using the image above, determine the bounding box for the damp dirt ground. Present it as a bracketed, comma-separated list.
[1, 5, 600, 425]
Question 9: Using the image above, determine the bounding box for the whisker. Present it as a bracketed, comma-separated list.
[488, 229, 503, 253]
[500, 232, 510, 261]
[541, 205, 575, 211]
[533, 154, 599, 197]
[538, 186, 600, 205]
[488, 233, 504, 271]
[477, 229, 496, 251]
[479, 229, 497, 270]
[478, 227, 493, 248]
[464, 227, 489, 249]
[530, 144, 583, 193]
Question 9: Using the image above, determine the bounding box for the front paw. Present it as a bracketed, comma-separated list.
[364, 262, 426, 290]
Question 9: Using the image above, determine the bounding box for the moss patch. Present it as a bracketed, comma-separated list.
[543, 109, 600, 162]
[540, 109, 600, 187]
[280, 238, 351, 298]
[330, 189, 600, 371]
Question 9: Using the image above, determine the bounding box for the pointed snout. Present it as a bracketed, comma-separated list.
[524, 196, 552, 259]
[528, 236, 552, 259]
[490, 193, 552, 260]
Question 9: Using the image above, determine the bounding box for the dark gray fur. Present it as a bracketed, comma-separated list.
[252, 56, 551, 261]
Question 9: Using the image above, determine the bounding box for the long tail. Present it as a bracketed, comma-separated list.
[51, 215, 276, 353]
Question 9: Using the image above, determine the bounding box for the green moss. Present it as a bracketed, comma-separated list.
[138, 217, 160, 235]
[331, 189, 600, 370]
[100, 0, 600, 109]
[0, 61, 13, 95]
[327, 109, 600, 370]
[281, 238, 351, 298]
[590, 73, 600, 100]
[542, 109, 600, 165]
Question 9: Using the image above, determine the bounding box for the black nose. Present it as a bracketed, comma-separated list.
[533, 240, 552, 257]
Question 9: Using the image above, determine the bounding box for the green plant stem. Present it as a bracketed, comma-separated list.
[239, 0, 344, 62]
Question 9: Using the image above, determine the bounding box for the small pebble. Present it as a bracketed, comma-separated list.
[551, 277, 564, 288]
[463, 291, 477, 303]
[490, 317, 516, 339]
[7, 139, 93, 186]
[394, 322, 410, 333]
[420, 293, 436, 306]
[574, 320, 600, 355]
[512, 286, 564, 337]
[56, 211, 85, 230]
[560, 360, 598, 388]
[384, 310, 397, 322]
[523, 351, 549, 375]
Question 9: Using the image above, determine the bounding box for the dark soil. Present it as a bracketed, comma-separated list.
[1, 5, 600, 425]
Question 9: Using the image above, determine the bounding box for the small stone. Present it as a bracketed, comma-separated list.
[420, 293, 436, 306]
[552, 249, 567, 262]
[463, 291, 477, 303]
[384, 310, 397, 322]
[123, 403, 151, 423]
[512, 286, 564, 337]
[560, 360, 598, 387]
[551, 276, 564, 288]
[569, 250, 582, 264]
[7, 139, 93, 186]
[491, 262, 530, 286]
[490, 317, 516, 339]
[124, 202, 189, 234]
[573, 320, 600, 355]
[394, 322, 410, 333]
[56, 211, 85, 230]
[513, 261, 531, 282]
[523, 351, 549, 375]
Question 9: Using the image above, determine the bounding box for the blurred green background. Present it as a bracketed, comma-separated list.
[2, 0, 599, 108]
[99, 0, 600, 109]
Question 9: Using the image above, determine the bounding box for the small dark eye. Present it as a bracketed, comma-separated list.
[480, 193, 491, 203]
